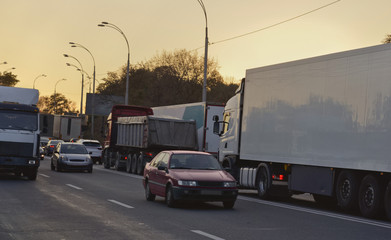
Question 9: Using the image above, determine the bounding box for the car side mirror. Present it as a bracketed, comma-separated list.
[89, 152, 93, 155]
[157, 166, 168, 172]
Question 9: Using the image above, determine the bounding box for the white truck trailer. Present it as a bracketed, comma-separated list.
[111, 115, 198, 175]
[53, 115, 82, 141]
[152, 102, 224, 155]
[213, 44, 391, 220]
[0, 86, 40, 180]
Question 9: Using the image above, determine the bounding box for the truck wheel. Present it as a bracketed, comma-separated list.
[126, 154, 132, 173]
[222, 157, 238, 178]
[103, 150, 110, 169]
[137, 155, 144, 175]
[336, 170, 359, 211]
[114, 152, 121, 171]
[26, 168, 38, 180]
[131, 154, 138, 174]
[145, 181, 156, 201]
[358, 174, 383, 218]
[384, 180, 391, 221]
[256, 163, 272, 199]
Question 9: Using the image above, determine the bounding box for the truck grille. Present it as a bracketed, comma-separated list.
[0, 141, 33, 157]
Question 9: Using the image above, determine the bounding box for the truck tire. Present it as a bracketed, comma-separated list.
[222, 157, 238, 178]
[103, 150, 110, 169]
[126, 154, 132, 173]
[131, 154, 138, 174]
[137, 155, 144, 175]
[256, 163, 272, 199]
[336, 170, 359, 211]
[358, 174, 384, 218]
[385, 180, 391, 221]
[26, 168, 38, 180]
[114, 152, 121, 171]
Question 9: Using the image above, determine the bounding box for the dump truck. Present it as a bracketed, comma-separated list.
[105, 115, 198, 175]
[0, 86, 40, 180]
[213, 44, 391, 220]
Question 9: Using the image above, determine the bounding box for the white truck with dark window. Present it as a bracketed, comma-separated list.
[0, 86, 40, 180]
[213, 44, 391, 220]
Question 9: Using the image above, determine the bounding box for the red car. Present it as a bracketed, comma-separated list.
[143, 150, 238, 208]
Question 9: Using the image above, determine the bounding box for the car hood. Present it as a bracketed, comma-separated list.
[62, 154, 89, 159]
[170, 169, 235, 182]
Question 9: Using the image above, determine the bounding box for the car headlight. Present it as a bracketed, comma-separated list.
[178, 180, 197, 187]
[223, 181, 237, 188]
[60, 155, 68, 162]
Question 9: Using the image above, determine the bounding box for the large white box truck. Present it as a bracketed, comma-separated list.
[213, 44, 391, 220]
[53, 115, 82, 141]
[152, 102, 224, 155]
[0, 86, 40, 180]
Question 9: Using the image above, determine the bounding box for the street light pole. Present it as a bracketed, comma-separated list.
[54, 78, 66, 114]
[197, 0, 208, 102]
[63, 54, 84, 115]
[69, 42, 97, 138]
[33, 74, 47, 89]
[98, 21, 130, 105]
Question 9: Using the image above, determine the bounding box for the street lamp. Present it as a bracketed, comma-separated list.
[54, 78, 67, 114]
[33, 74, 47, 89]
[197, 0, 208, 102]
[98, 21, 130, 105]
[64, 54, 84, 115]
[69, 41, 96, 138]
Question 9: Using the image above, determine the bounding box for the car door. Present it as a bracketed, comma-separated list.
[147, 152, 165, 194]
[154, 153, 170, 196]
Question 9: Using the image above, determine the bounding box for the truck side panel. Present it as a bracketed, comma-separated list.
[240, 44, 391, 173]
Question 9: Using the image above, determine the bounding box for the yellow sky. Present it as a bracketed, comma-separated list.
[1, 0, 391, 111]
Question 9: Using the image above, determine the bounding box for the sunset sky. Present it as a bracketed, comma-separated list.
[1, 0, 391, 111]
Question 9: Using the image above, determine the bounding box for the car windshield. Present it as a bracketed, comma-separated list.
[82, 142, 101, 147]
[60, 144, 88, 154]
[169, 154, 221, 170]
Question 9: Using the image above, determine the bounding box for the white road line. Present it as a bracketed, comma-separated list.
[38, 173, 50, 178]
[238, 196, 391, 229]
[191, 230, 225, 240]
[66, 184, 83, 190]
[108, 199, 134, 209]
[95, 167, 143, 179]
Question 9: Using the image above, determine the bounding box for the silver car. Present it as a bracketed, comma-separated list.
[76, 139, 103, 164]
[51, 142, 93, 173]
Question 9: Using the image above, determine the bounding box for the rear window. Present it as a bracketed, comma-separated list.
[82, 142, 101, 147]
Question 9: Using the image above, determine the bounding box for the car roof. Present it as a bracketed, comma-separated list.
[78, 139, 100, 143]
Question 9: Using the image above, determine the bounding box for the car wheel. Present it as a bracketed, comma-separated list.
[166, 185, 176, 208]
[145, 181, 156, 201]
[223, 201, 235, 209]
[56, 161, 62, 172]
[88, 167, 93, 173]
[51, 161, 55, 171]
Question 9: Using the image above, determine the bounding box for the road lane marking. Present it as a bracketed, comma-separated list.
[94, 167, 143, 179]
[38, 173, 50, 178]
[191, 230, 225, 240]
[66, 184, 83, 190]
[108, 199, 134, 209]
[238, 196, 391, 229]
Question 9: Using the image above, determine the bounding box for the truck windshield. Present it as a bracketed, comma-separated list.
[0, 110, 38, 131]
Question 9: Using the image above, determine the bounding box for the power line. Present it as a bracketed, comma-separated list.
[194, 0, 341, 50]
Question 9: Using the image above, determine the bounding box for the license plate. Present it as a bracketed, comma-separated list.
[201, 190, 222, 195]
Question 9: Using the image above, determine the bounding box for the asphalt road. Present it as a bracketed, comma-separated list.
[1, 157, 390, 240]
